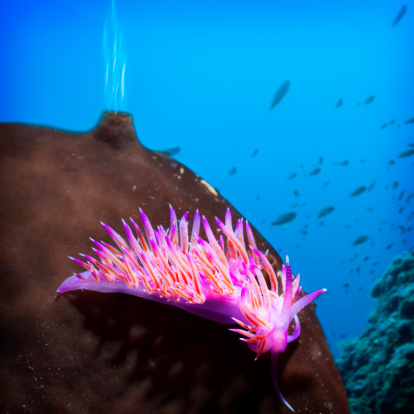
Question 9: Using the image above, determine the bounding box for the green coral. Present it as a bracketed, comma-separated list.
[336, 250, 414, 414]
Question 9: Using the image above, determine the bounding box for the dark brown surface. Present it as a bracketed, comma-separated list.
[0, 112, 349, 413]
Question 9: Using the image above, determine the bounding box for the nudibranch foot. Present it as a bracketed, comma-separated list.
[57, 206, 326, 411]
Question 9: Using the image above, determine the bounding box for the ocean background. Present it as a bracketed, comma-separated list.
[1, 0, 413, 361]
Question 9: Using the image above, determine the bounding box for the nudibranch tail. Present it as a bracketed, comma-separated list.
[57, 206, 326, 411]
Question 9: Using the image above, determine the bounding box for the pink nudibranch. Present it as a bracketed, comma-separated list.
[57, 206, 326, 412]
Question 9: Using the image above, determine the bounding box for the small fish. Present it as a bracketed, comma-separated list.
[368, 181, 375, 191]
[228, 167, 237, 176]
[366, 207, 374, 211]
[392, 5, 407, 27]
[408, 143, 414, 147]
[323, 180, 330, 188]
[309, 167, 321, 176]
[350, 186, 366, 197]
[318, 156, 324, 165]
[398, 206, 404, 213]
[398, 225, 406, 234]
[405, 115, 414, 124]
[271, 211, 297, 226]
[287, 172, 297, 179]
[364, 96, 375, 105]
[364, 256, 370, 261]
[352, 235, 368, 246]
[270, 80, 290, 111]
[159, 146, 181, 156]
[393, 180, 399, 189]
[388, 160, 396, 165]
[334, 160, 349, 166]
[406, 192, 414, 203]
[300, 230, 308, 236]
[317, 206, 335, 220]
[398, 148, 414, 158]
[386, 243, 393, 250]
[380, 123, 387, 129]
[251, 148, 258, 157]
[343, 283, 350, 289]
[293, 189, 301, 197]
[398, 190, 405, 201]
[336, 98, 343, 108]
[344, 224, 352, 228]
[389, 119, 396, 125]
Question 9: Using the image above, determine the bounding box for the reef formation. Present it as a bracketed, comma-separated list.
[0, 112, 348, 413]
[337, 249, 414, 413]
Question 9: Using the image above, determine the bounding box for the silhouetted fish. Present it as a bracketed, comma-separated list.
[228, 167, 237, 176]
[408, 143, 414, 147]
[336, 98, 343, 108]
[389, 119, 396, 125]
[398, 190, 405, 201]
[392, 5, 407, 27]
[287, 172, 297, 179]
[323, 180, 330, 188]
[334, 160, 349, 166]
[366, 207, 374, 211]
[380, 123, 387, 129]
[393, 180, 399, 189]
[309, 167, 321, 176]
[317, 206, 335, 220]
[159, 146, 181, 156]
[270, 80, 290, 111]
[398, 148, 414, 158]
[352, 235, 368, 246]
[350, 186, 366, 197]
[293, 189, 301, 197]
[364, 256, 370, 261]
[318, 156, 324, 165]
[364, 96, 375, 105]
[388, 160, 395, 165]
[406, 192, 414, 203]
[386, 243, 393, 250]
[251, 148, 258, 157]
[368, 181, 375, 191]
[398, 206, 404, 213]
[271, 211, 297, 226]
[405, 115, 414, 124]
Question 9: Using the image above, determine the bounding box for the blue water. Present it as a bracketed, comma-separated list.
[1, 0, 413, 359]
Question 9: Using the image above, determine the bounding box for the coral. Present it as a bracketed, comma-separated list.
[336, 250, 414, 413]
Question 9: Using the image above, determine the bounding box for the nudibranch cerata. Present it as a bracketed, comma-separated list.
[57, 206, 326, 412]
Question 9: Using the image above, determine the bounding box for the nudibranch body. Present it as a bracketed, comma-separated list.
[57, 206, 326, 412]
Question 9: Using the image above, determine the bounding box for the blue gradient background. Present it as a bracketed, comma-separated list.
[1, 0, 413, 359]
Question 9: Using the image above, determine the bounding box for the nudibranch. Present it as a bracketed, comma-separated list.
[57, 206, 326, 411]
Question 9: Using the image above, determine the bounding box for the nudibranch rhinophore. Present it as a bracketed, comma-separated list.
[57, 205, 326, 412]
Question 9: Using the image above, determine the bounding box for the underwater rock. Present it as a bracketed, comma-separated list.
[337, 250, 414, 413]
[0, 112, 348, 413]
